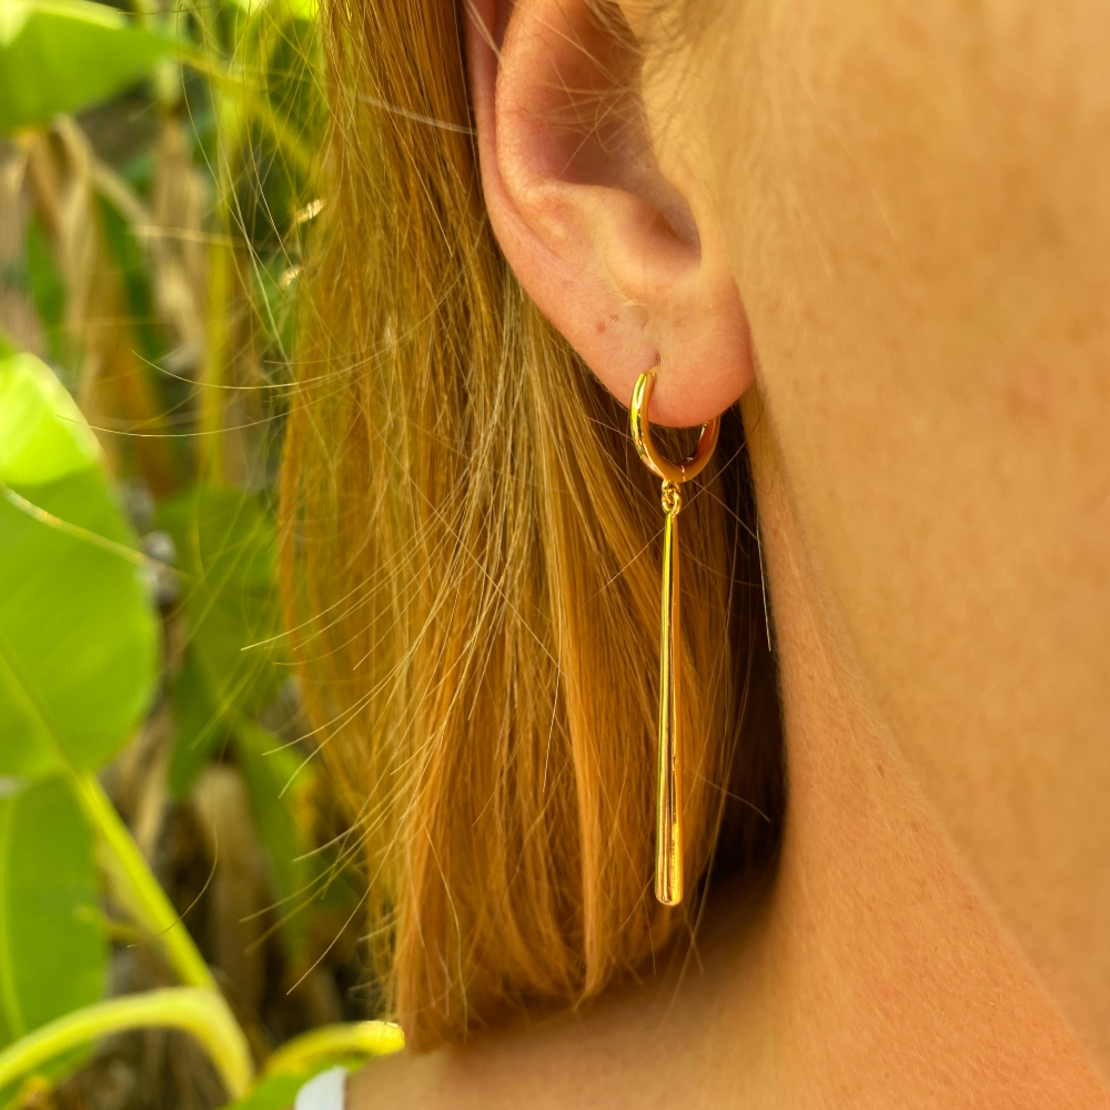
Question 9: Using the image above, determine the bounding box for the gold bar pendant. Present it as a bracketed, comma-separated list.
[656, 499, 682, 905]
[630, 367, 717, 906]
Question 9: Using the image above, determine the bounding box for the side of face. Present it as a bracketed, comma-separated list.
[468, 0, 1110, 1051]
[666, 0, 1110, 1040]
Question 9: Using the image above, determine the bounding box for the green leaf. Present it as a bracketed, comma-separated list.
[0, 777, 106, 1048]
[0, 352, 159, 778]
[223, 1071, 304, 1110]
[159, 487, 284, 720]
[226, 1060, 376, 1110]
[282, 0, 317, 22]
[0, 0, 179, 134]
[232, 721, 311, 959]
[0, 351, 97, 486]
[168, 649, 226, 801]
[224, 0, 316, 22]
[223, 1070, 301, 1110]
[95, 191, 162, 365]
[24, 218, 68, 372]
[225, 1023, 404, 1109]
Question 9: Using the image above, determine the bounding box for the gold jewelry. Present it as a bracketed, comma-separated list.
[630, 368, 720, 905]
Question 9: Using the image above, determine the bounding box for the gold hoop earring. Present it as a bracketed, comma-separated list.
[630, 367, 720, 906]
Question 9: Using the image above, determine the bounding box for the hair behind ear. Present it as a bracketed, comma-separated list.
[280, 0, 784, 1048]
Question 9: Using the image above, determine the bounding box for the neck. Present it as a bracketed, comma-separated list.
[351, 405, 1110, 1110]
[732, 411, 1110, 1106]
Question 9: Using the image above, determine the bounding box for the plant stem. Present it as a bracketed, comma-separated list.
[0, 620, 253, 1089]
[71, 775, 255, 1094]
[263, 1022, 404, 1078]
[71, 773, 217, 993]
[0, 989, 252, 1099]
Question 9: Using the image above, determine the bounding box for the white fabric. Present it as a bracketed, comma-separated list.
[294, 1066, 349, 1110]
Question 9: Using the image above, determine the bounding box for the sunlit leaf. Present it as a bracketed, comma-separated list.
[0, 0, 179, 134]
[0, 777, 106, 1048]
[223, 1064, 363, 1110]
[282, 0, 317, 21]
[0, 352, 159, 778]
[224, 1071, 304, 1110]
[0, 351, 97, 486]
[224, 0, 316, 22]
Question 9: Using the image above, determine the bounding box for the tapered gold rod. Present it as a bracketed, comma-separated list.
[656, 482, 683, 905]
[630, 367, 719, 907]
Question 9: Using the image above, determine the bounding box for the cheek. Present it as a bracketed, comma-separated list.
[696, 0, 1110, 662]
[698, 0, 1110, 895]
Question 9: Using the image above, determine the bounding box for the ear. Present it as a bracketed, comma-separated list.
[464, 0, 752, 428]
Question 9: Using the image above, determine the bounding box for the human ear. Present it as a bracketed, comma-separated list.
[464, 0, 752, 427]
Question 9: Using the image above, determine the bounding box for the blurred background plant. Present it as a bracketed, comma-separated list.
[0, 0, 397, 1107]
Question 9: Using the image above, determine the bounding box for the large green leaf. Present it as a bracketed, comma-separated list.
[0, 352, 159, 778]
[0, 777, 106, 1047]
[159, 487, 284, 721]
[0, 0, 178, 134]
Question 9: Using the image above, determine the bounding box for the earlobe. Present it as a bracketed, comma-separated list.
[464, 0, 752, 427]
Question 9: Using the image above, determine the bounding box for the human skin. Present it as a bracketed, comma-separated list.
[349, 0, 1110, 1104]
[685, 0, 1110, 1070]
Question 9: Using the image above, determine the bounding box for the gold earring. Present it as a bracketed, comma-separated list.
[630, 367, 720, 906]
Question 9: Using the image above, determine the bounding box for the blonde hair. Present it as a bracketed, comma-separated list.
[279, 0, 782, 1048]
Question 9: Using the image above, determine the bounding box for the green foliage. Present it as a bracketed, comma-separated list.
[0, 352, 158, 779]
[232, 720, 312, 959]
[168, 648, 226, 800]
[22, 221, 67, 370]
[160, 486, 284, 721]
[95, 192, 162, 365]
[160, 485, 313, 954]
[0, 0, 404, 1104]
[0, 777, 105, 1047]
[0, 0, 178, 134]
[0, 352, 96, 483]
[222, 1071, 304, 1110]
